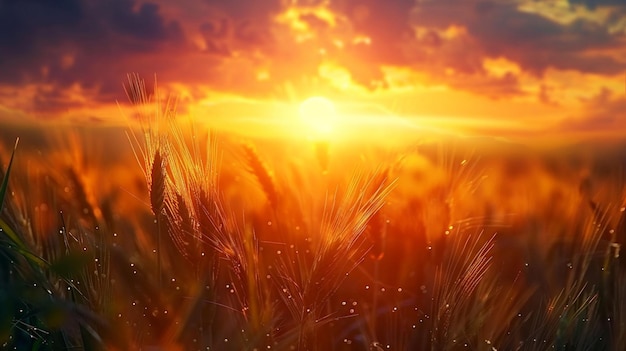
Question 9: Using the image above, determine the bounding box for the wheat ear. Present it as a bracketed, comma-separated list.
[150, 149, 166, 289]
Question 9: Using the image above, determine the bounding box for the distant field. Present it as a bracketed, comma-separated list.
[1, 111, 626, 350]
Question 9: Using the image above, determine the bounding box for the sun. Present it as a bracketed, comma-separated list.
[298, 96, 338, 136]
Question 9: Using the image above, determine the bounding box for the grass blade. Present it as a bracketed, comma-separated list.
[0, 218, 48, 267]
[0, 137, 18, 212]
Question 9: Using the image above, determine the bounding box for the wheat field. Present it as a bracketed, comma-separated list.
[1, 76, 625, 350]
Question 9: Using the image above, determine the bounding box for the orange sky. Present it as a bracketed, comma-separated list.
[0, 0, 625, 141]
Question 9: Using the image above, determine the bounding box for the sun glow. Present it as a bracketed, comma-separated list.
[298, 96, 338, 136]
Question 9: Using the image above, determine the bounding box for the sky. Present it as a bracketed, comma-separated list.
[0, 0, 625, 139]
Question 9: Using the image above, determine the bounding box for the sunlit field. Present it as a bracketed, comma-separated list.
[1, 76, 626, 351]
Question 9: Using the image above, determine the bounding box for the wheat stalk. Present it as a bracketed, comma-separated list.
[430, 231, 495, 349]
[242, 143, 279, 209]
[273, 170, 395, 349]
[124, 74, 174, 293]
[150, 149, 167, 289]
[150, 150, 166, 217]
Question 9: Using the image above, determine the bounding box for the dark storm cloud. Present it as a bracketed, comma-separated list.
[412, 0, 626, 76]
[0, 0, 83, 49]
[468, 4, 624, 75]
[0, 0, 82, 83]
[105, 1, 183, 42]
[204, 0, 282, 19]
[0, 0, 183, 55]
[332, 0, 417, 64]
[198, 0, 281, 54]
[323, 0, 619, 92]
[199, 19, 232, 55]
[568, 0, 626, 10]
[318, 1, 486, 90]
[0, 0, 184, 110]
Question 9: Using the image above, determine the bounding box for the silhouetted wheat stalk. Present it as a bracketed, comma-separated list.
[125, 74, 236, 348]
[150, 149, 166, 288]
[164, 118, 222, 263]
[125, 74, 171, 290]
[431, 231, 495, 350]
[65, 166, 101, 226]
[576, 177, 626, 348]
[242, 143, 279, 210]
[273, 171, 395, 349]
[213, 214, 277, 346]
